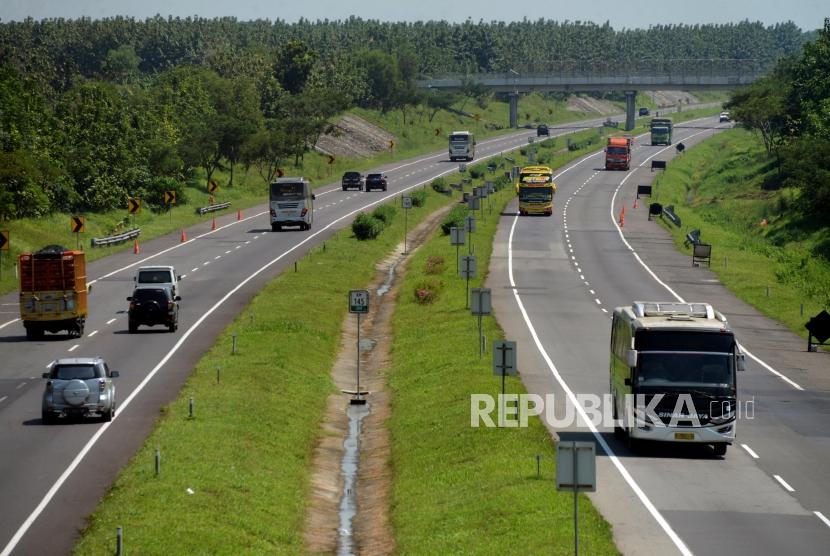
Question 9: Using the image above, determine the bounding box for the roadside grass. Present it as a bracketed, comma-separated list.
[72, 186, 453, 555]
[652, 128, 830, 336]
[388, 171, 619, 553]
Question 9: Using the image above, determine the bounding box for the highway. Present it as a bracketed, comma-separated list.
[0, 114, 625, 555]
[488, 116, 830, 555]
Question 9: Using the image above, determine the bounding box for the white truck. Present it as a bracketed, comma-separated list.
[134, 266, 182, 296]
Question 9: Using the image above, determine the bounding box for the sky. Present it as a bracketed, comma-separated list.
[0, 0, 826, 32]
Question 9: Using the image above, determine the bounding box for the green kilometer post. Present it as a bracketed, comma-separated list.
[348, 290, 369, 405]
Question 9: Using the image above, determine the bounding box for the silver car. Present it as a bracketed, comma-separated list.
[42, 357, 119, 423]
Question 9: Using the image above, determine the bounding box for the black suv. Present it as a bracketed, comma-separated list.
[341, 171, 363, 191]
[365, 173, 388, 191]
[127, 285, 180, 333]
[638, 107, 650, 116]
[537, 124, 549, 136]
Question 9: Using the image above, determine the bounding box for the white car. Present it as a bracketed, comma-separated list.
[134, 265, 181, 296]
[719, 111, 731, 123]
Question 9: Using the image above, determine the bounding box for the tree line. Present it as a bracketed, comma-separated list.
[0, 16, 814, 219]
[726, 18, 830, 218]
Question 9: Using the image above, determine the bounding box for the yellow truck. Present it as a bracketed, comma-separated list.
[19, 245, 88, 339]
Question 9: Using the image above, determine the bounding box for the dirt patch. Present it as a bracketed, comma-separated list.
[566, 95, 619, 115]
[303, 200, 455, 554]
[315, 114, 398, 159]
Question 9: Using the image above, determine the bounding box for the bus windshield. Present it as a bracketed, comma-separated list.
[520, 174, 552, 185]
[270, 182, 306, 201]
[519, 187, 553, 201]
[636, 352, 734, 388]
[450, 134, 470, 143]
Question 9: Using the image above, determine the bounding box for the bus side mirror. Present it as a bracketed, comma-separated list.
[736, 352, 746, 372]
[312, 194, 316, 200]
[626, 349, 638, 368]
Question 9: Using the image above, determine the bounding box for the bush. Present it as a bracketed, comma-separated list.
[423, 255, 446, 275]
[441, 204, 469, 235]
[493, 174, 511, 191]
[410, 189, 427, 207]
[352, 213, 385, 240]
[372, 204, 397, 225]
[413, 278, 443, 305]
[469, 166, 484, 179]
[431, 177, 449, 193]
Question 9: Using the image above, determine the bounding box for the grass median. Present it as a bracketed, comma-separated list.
[387, 182, 619, 552]
[72, 187, 454, 555]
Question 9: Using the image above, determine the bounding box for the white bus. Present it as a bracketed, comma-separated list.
[610, 301, 745, 456]
[448, 131, 476, 161]
[269, 177, 315, 232]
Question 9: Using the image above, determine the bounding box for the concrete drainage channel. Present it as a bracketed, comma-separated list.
[304, 204, 453, 555]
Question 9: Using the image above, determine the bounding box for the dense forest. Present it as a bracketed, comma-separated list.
[727, 18, 830, 218]
[0, 17, 814, 219]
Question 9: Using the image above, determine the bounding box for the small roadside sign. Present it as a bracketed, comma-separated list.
[459, 163, 467, 173]
[471, 288, 491, 316]
[70, 216, 85, 233]
[402, 196, 412, 209]
[467, 196, 481, 211]
[327, 154, 336, 165]
[434, 128, 441, 136]
[128, 198, 141, 214]
[556, 442, 597, 492]
[464, 215, 476, 233]
[0, 230, 9, 251]
[164, 190, 177, 205]
[450, 227, 465, 246]
[276, 168, 284, 178]
[388, 140, 395, 150]
[460, 255, 477, 279]
[208, 180, 219, 193]
[492, 341, 517, 377]
[349, 290, 369, 314]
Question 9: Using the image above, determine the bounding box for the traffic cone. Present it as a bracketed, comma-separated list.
[211, 217, 217, 231]
[133, 239, 140, 254]
[619, 206, 626, 227]
[237, 209, 242, 221]
[633, 197, 639, 209]
[180, 229, 187, 243]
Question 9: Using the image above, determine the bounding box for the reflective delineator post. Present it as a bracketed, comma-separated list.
[211, 217, 217, 231]
[133, 240, 140, 254]
[180, 229, 187, 242]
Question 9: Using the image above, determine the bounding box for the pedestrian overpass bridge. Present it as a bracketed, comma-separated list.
[417, 60, 762, 129]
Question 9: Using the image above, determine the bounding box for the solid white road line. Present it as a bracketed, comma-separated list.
[814, 511, 830, 528]
[773, 475, 795, 492]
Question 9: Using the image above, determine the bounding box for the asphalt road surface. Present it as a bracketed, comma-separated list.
[0, 113, 642, 555]
[487, 116, 830, 555]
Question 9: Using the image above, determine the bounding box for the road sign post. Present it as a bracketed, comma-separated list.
[450, 227, 465, 274]
[556, 441, 597, 556]
[493, 340, 517, 423]
[348, 290, 370, 405]
[70, 216, 85, 249]
[471, 288, 491, 357]
[402, 196, 412, 254]
[464, 215, 476, 254]
[460, 255, 477, 309]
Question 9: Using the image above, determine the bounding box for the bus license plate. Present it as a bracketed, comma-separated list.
[674, 432, 694, 440]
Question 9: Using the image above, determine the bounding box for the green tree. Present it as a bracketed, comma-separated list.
[274, 39, 318, 94]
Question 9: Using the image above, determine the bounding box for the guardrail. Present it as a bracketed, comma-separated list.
[197, 202, 231, 215]
[90, 228, 141, 247]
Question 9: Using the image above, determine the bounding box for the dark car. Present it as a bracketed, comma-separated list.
[341, 171, 363, 191]
[365, 173, 388, 192]
[536, 124, 549, 136]
[638, 107, 650, 116]
[128, 285, 180, 333]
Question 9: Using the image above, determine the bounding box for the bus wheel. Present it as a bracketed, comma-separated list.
[713, 443, 727, 456]
[627, 430, 641, 452]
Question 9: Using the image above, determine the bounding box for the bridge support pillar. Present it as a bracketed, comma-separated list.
[508, 92, 519, 128]
[625, 90, 636, 131]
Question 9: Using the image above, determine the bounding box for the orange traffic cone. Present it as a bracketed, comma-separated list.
[180, 229, 187, 242]
[211, 217, 217, 231]
[237, 209, 242, 221]
[633, 197, 638, 209]
[133, 239, 140, 254]
[619, 206, 626, 227]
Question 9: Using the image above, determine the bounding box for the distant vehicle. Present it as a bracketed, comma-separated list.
[341, 171, 363, 191]
[639, 107, 650, 116]
[134, 265, 181, 297]
[19, 245, 88, 339]
[127, 285, 180, 333]
[719, 111, 731, 123]
[42, 357, 119, 423]
[269, 177, 315, 231]
[448, 130, 476, 161]
[650, 117, 673, 146]
[365, 173, 388, 191]
[605, 136, 632, 170]
[610, 301, 746, 456]
[536, 124, 549, 136]
[602, 118, 619, 128]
